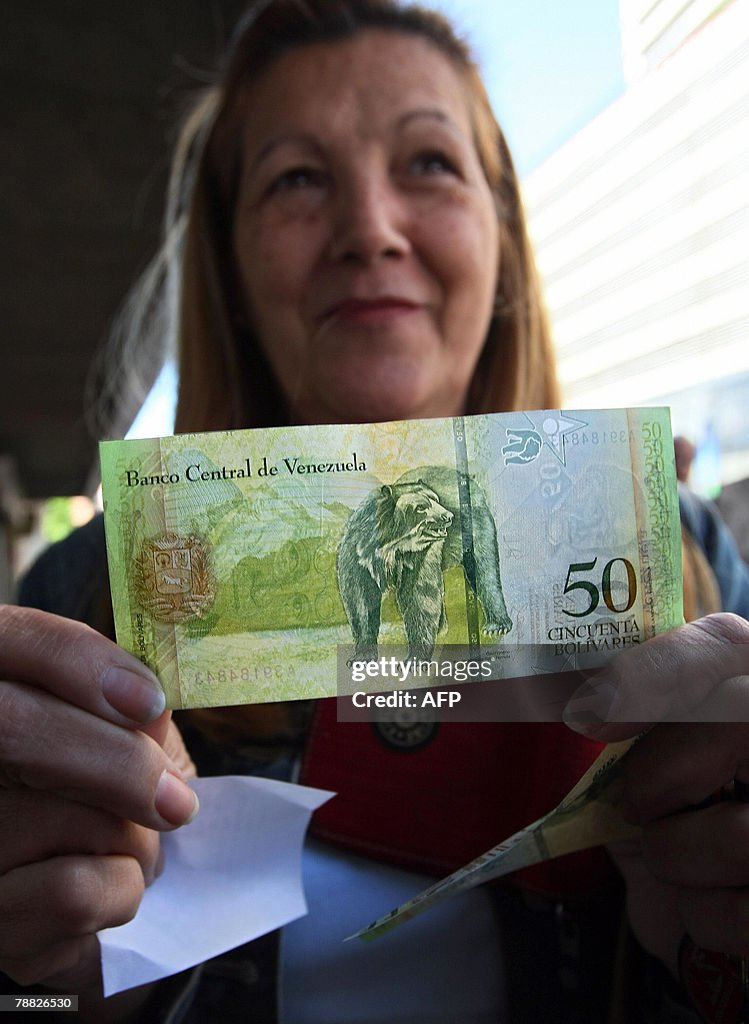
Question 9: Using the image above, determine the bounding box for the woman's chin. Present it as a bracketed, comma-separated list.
[340, 394, 424, 424]
[318, 379, 436, 424]
[309, 357, 460, 424]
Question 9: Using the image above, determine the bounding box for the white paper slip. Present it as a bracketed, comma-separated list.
[98, 775, 334, 997]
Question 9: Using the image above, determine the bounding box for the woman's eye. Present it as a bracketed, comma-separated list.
[269, 167, 325, 193]
[409, 151, 457, 176]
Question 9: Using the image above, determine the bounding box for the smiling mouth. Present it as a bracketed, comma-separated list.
[320, 298, 421, 325]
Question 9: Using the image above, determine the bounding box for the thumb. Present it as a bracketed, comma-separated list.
[563, 614, 749, 741]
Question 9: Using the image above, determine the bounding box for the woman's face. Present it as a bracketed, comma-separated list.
[232, 30, 499, 424]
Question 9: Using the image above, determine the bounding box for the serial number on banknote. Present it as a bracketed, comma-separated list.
[193, 666, 297, 686]
[568, 429, 631, 445]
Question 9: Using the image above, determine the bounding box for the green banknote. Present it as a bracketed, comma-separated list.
[99, 408, 683, 709]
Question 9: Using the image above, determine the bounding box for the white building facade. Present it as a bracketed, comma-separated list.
[524, 0, 749, 482]
[619, 0, 736, 79]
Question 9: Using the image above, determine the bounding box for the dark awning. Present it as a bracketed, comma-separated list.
[1, 1, 246, 497]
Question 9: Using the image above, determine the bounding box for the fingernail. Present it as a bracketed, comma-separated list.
[155, 769, 200, 827]
[102, 665, 166, 723]
[562, 678, 617, 734]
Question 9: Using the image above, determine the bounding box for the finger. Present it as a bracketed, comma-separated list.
[0, 790, 161, 883]
[608, 838, 683, 974]
[641, 800, 749, 887]
[0, 682, 198, 829]
[678, 887, 749, 959]
[161, 718, 197, 779]
[0, 854, 147, 968]
[619, 722, 749, 822]
[0, 934, 99, 990]
[0, 605, 165, 724]
[563, 614, 749, 740]
[137, 707, 173, 750]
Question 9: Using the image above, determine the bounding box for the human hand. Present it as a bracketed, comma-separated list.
[563, 613, 749, 977]
[0, 605, 198, 999]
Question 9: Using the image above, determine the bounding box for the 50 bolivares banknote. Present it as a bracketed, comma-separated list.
[100, 407, 683, 711]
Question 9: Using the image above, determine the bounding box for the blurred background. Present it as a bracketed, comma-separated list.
[2, 0, 748, 598]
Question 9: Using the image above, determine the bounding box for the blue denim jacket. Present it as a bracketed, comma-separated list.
[679, 485, 749, 618]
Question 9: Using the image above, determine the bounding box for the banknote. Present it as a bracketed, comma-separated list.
[348, 737, 641, 941]
[99, 408, 683, 709]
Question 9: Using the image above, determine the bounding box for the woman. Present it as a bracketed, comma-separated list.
[4, 2, 749, 1021]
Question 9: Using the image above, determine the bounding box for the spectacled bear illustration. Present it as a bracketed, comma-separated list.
[337, 466, 512, 658]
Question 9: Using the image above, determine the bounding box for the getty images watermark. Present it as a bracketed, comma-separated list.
[349, 653, 492, 711]
[335, 644, 595, 723]
[337, 631, 749, 725]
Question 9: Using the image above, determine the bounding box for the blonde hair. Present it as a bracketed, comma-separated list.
[681, 526, 722, 621]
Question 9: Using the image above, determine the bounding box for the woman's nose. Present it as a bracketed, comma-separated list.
[328, 174, 410, 264]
